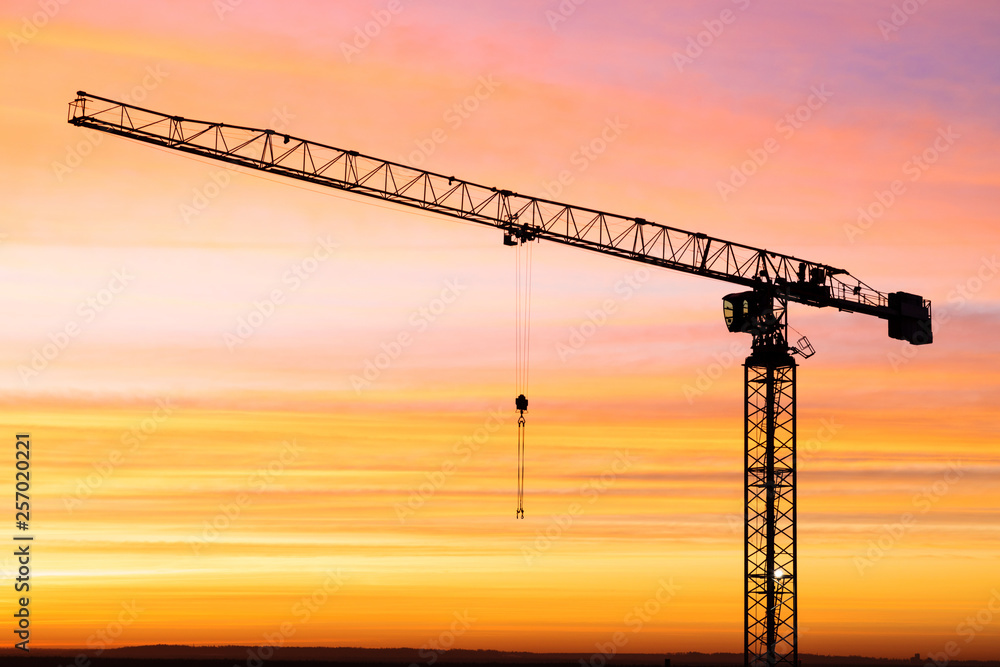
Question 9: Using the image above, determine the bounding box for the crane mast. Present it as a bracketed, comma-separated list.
[68, 91, 933, 667]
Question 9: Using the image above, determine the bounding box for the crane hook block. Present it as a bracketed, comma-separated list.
[515, 394, 528, 413]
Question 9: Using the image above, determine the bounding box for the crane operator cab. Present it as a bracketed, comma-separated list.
[723, 291, 762, 334]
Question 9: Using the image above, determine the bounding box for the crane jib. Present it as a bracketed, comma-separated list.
[67, 91, 932, 345]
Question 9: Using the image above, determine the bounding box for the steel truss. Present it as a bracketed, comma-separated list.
[66, 91, 926, 322]
[745, 346, 796, 666]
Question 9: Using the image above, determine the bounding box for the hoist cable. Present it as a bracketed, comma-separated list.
[514, 236, 532, 519]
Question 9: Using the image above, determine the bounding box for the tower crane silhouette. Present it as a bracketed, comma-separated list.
[68, 91, 932, 666]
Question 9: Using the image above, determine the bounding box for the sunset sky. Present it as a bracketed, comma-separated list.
[1, 0, 999, 660]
